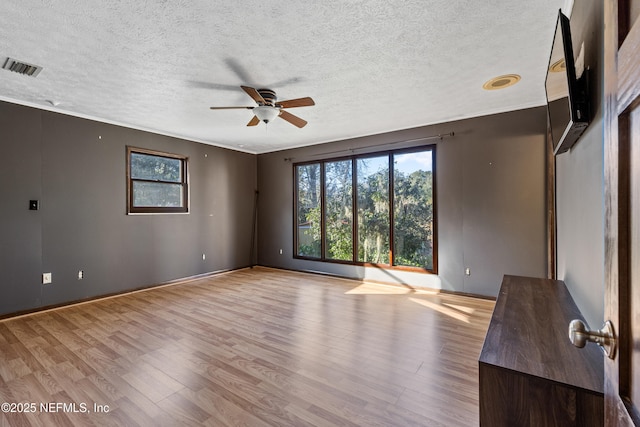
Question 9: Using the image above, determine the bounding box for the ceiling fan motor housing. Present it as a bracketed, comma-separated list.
[257, 89, 277, 106]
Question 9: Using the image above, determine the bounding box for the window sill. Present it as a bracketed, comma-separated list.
[126, 211, 190, 216]
[293, 255, 437, 275]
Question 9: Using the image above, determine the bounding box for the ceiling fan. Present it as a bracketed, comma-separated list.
[210, 86, 315, 128]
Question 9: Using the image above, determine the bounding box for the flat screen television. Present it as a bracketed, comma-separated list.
[545, 10, 589, 154]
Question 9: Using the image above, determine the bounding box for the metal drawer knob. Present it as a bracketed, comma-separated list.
[568, 319, 616, 359]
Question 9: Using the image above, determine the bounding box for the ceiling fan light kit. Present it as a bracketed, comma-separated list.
[253, 105, 280, 124]
[210, 85, 315, 128]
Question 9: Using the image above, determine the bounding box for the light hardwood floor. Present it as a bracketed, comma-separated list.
[0, 267, 494, 426]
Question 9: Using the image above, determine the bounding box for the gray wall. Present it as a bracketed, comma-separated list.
[0, 101, 256, 316]
[257, 107, 548, 297]
[0, 2, 604, 319]
[555, 0, 604, 328]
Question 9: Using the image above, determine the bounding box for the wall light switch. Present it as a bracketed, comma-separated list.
[279, 249, 283, 255]
[465, 268, 471, 276]
[29, 200, 39, 210]
[42, 272, 52, 284]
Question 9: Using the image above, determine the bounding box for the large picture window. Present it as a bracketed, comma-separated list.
[127, 147, 189, 214]
[294, 146, 436, 272]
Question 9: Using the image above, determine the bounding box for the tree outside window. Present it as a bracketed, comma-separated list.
[127, 147, 189, 214]
[294, 146, 435, 273]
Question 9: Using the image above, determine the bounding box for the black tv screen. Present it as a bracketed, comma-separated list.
[545, 11, 589, 154]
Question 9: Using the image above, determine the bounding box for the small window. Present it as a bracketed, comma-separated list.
[127, 147, 189, 214]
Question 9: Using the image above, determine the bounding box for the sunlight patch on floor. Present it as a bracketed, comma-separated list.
[443, 303, 477, 314]
[409, 297, 472, 323]
[345, 282, 439, 295]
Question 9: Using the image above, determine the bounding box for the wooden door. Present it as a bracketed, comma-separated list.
[604, 1, 640, 425]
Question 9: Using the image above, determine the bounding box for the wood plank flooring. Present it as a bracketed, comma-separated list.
[0, 267, 494, 426]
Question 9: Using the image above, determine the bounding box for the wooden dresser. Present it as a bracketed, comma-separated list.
[478, 275, 604, 426]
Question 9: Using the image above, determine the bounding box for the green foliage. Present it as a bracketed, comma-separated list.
[296, 164, 322, 257]
[130, 152, 184, 207]
[131, 153, 181, 182]
[324, 160, 353, 261]
[357, 163, 390, 264]
[298, 206, 321, 257]
[394, 169, 433, 269]
[296, 152, 433, 270]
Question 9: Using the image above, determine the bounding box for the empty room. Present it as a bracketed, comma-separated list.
[1, 0, 638, 426]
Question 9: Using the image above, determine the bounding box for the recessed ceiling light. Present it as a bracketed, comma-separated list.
[549, 59, 566, 73]
[482, 74, 521, 90]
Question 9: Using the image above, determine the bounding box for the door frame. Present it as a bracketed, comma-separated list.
[604, 0, 640, 424]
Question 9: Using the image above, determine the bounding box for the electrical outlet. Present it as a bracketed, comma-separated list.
[78, 270, 84, 280]
[42, 272, 52, 284]
[465, 268, 471, 276]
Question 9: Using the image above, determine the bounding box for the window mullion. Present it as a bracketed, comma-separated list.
[131, 178, 180, 185]
[389, 153, 395, 266]
[320, 162, 326, 261]
[352, 157, 357, 262]
[293, 167, 299, 256]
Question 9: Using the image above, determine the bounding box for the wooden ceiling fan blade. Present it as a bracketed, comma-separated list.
[279, 110, 307, 128]
[241, 85, 266, 104]
[209, 106, 253, 110]
[277, 97, 315, 108]
[247, 115, 260, 126]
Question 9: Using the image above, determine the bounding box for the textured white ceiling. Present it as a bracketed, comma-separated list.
[0, 0, 570, 154]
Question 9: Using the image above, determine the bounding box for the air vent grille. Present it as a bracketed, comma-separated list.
[2, 57, 43, 77]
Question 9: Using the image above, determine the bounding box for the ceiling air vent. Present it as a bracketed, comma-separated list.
[2, 57, 43, 77]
